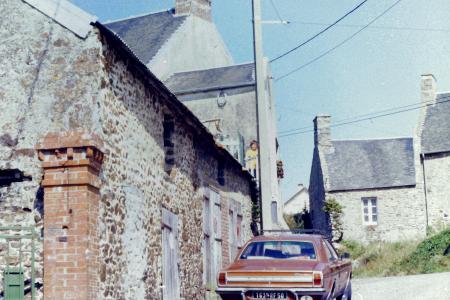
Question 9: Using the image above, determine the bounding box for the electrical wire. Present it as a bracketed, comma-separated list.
[275, 0, 403, 82]
[288, 21, 450, 33]
[278, 96, 450, 138]
[270, 0, 370, 63]
[279, 98, 433, 135]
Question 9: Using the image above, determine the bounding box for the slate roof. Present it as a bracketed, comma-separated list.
[105, 10, 186, 64]
[93, 22, 255, 184]
[421, 93, 450, 154]
[164, 63, 255, 94]
[325, 138, 416, 191]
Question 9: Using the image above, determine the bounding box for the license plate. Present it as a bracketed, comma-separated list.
[250, 291, 288, 299]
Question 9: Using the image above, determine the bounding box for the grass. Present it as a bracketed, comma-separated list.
[339, 229, 450, 278]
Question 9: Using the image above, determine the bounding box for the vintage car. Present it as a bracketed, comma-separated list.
[216, 233, 352, 300]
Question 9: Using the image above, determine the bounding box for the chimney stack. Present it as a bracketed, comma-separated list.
[175, 0, 212, 21]
[314, 115, 332, 152]
[421, 74, 437, 105]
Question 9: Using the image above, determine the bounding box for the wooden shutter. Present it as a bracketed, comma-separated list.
[162, 208, 180, 300]
[202, 191, 212, 284]
[210, 189, 222, 282]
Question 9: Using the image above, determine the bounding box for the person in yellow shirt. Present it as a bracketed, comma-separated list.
[245, 140, 259, 178]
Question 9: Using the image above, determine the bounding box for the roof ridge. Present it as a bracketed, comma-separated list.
[332, 136, 412, 142]
[104, 8, 176, 24]
[171, 62, 255, 75]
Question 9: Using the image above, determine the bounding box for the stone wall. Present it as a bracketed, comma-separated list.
[149, 15, 233, 80]
[0, 0, 104, 297]
[328, 187, 427, 244]
[96, 37, 253, 299]
[179, 89, 257, 148]
[423, 153, 450, 230]
[0, 1, 254, 299]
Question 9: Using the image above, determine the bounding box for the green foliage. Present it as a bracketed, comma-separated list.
[344, 229, 450, 278]
[283, 213, 304, 230]
[340, 240, 366, 259]
[322, 198, 344, 242]
[251, 198, 260, 223]
[392, 229, 450, 275]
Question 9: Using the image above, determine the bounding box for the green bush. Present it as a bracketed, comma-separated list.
[394, 229, 450, 275]
[340, 240, 366, 258]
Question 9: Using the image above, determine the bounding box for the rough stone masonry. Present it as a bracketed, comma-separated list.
[0, 1, 255, 299]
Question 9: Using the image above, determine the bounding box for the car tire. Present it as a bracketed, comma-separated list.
[336, 281, 352, 300]
[326, 283, 336, 300]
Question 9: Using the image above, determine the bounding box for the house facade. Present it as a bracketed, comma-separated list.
[309, 75, 449, 244]
[0, 1, 255, 300]
[105, 0, 286, 230]
[283, 184, 309, 215]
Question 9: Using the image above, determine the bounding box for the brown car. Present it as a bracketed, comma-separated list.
[216, 233, 352, 300]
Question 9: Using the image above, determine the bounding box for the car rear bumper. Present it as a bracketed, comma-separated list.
[216, 287, 328, 300]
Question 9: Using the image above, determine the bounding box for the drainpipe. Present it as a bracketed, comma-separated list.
[420, 153, 429, 234]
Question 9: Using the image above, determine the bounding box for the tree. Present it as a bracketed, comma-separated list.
[323, 198, 344, 242]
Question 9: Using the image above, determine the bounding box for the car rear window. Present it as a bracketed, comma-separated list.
[240, 241, 317, 260]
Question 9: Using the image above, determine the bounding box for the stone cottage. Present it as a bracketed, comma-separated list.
[309, 75, 450, 243]
[0, 1, 256, 299]
[105, 0, 286, 230]
[283, 184, 309, 214]
[417, 74, 450, 230]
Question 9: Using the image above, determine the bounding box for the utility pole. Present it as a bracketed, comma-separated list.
[252, 0, 271, 232]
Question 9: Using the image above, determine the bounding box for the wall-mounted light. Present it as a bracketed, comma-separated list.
[217, 91, 227, 108]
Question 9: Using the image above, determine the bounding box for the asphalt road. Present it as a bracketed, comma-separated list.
[352, 272, 450, 300]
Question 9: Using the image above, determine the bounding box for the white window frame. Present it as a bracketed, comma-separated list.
[361, 197, 378, 226]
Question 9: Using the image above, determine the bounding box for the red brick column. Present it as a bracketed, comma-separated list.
[36, 132, 104, 300]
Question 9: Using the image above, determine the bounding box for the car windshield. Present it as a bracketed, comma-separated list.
[240, 240, 317, 260]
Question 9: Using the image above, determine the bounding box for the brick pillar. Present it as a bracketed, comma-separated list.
[36, 132, 104, 300]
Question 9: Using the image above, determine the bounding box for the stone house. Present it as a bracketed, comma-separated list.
[283, 184, 309, 215]
[309, 75, 450, 244]
[106, 0, 286, 230]
[417, 75, 450, 231]
[0, 1, 256, 299]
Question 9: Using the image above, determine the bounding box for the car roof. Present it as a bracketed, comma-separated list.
[248, 234, 324, 243]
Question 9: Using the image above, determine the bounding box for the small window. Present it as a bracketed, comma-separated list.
[362, 197, 378, 225]
[217, 159, 225, 186]
[271, 201, 278, 223]
[323, 240, 338, 262]
[240, 241, 317, 260]
[163, 114, 175, 174]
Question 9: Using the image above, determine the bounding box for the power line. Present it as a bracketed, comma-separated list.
[288, 21, 450, 33]
[270, 0, 370, 63]
[279, 98, 431, 135]
[269, 0, 284, 23]
[275, 0, 403, 82]
[278, 96, 450, 138]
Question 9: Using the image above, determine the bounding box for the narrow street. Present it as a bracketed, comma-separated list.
[352, 272, 450, 300]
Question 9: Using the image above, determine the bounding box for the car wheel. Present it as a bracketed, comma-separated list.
[336, 281, 352, 300]
[326, 283, 336, 300]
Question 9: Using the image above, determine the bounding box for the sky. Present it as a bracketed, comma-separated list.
[71, 0, 450, 201]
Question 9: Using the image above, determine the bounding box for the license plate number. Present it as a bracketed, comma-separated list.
[251, 291, 287, 299]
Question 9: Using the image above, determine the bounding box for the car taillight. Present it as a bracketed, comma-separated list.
[313, 272, 323, 287]
[218, 272, 226, 285]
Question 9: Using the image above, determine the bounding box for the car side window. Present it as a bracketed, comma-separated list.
[323, 240, 338, 262]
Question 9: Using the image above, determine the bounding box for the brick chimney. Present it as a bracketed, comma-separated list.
[314, 115, 333, 152]
[175, 0, 212, 21]
[421, 74, 437, 105]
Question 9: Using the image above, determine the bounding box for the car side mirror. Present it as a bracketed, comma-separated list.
[340, 252, 350, 260]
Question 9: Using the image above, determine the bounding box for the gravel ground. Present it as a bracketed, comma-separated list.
[352, 272, 450, 300]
